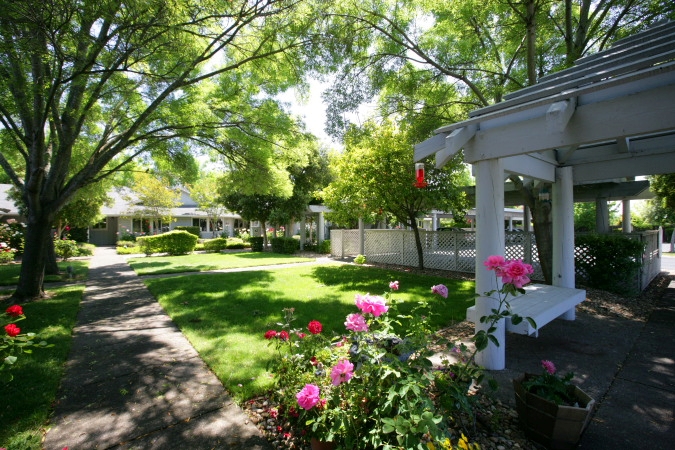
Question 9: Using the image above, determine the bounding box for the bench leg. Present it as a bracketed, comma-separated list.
[560, 307, 575, 321]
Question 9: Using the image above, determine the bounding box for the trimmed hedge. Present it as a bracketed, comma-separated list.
[250, 236, 264, 252]
[575, 234, 644, 295]
[203, 238, 228, 253]
[271, 237, 300, 254]
[137, 230, 198, 256]
[226, 238, 248, 249]
[174, 226, 201, 237]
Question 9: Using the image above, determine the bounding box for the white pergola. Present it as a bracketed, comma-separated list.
[415, 21, 675, 370]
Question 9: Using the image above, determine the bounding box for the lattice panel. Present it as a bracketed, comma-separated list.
[330, 230, 342, 257]
[365, 230, 407, 266]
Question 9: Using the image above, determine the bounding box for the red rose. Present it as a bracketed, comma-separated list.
[4, 323, 20, 337]
[296, 332, 306, 339]
[278, 330, 289, 341]
[264, 330, 277, 340]
[308, 320, 323, 335]
[5, 305, 23, 317]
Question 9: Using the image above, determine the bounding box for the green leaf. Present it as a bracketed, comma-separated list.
[4, 355, 17, 365]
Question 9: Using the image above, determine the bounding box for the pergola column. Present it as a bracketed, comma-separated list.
[622, 199, 632, 233]
[358, 217, 365, 255]
[552, 166, 576, 320]
[300, 215, 306, 250]
[318, 212, 325, 244]
[474, 159, 506, 370]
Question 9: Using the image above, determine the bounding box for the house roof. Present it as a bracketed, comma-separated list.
[415, 20, 675, 184]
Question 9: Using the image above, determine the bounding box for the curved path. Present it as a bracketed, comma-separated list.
[44, 246, 271, 449]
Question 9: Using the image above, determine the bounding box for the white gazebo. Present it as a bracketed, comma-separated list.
[415, 21, 675, 370]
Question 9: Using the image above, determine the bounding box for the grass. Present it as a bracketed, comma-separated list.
[144, 263, 475, 401]
[0, 260, 90, 286]
[127, 251, 316, 275]
[0, 285, 84, 449]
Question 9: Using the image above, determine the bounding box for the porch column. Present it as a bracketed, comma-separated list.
[300, 215, 306, 250]
[474, 159, 505, 370]
[552, 166, 576, 320]
[432, 212, 438, 231]
[318, 212, 325, 244]
[622, 199, 632, 233]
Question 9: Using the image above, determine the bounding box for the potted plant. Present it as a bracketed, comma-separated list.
[513, 360, 595, 450]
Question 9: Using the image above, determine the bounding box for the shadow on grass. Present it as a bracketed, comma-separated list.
[142, 264, 476, 398]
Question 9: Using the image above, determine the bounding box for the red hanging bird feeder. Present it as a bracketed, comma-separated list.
[414, 163, 428, 188]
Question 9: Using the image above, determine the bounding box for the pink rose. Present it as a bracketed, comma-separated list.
[355, 294, 388, 316]
[389, 280, 399, 290]
[345, 313, 369, 332]
[330, 359, 354, 386]
[431, 284, 448, 298]
[296, 384, 321, 410]
[308, 320, 323, 335]
[483, 255, 506, 272]
[501, 259, 533, 288]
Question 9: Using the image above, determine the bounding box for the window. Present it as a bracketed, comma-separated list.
[192, 218, 207, 231]
[92, 218, 107, 230]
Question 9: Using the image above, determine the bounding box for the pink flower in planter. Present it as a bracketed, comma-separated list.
[296, 384, 321, 410]
[355, 294, 388, 316]
[541, 360, 556, 375]
[345, 313, 368, 332]
[330, 359, 354, 386]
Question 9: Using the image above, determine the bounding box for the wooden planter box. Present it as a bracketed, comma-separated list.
[513, 374, 595, 450]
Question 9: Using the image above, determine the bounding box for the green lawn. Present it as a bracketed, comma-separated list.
[0, 285, 84, 449]
[0, 260, 90, 286]
[144, 263, 475, 401]
[127, 251, 316, 275]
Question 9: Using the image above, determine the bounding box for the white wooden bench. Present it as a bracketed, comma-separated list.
[466, 284, 586, 337]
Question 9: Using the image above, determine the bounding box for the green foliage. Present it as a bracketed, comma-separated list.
[225, 238, 248, 249]
[319, 239, 331, 254]
[174, 226, 201, 237]
[521, 363, 576, 406]
[650, 174, 675, 210]
[137, 230, 198, 256]
[354, 254, 366, 264]
[54, 239, 79, 261]
[270, 237, 299, 254]
[0, 249, 15, 264]
[203, 238, 228, 253]
[0, 222, 24, 255]
[575, 234, 645, 294]
[250, 236, 264, 252]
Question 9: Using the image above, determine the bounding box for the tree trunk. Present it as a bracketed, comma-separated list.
[261, 220, 268, 248]
[410, 219, 425, 270]
[12, 214, 53, 301]
[45, 234, 60, 276]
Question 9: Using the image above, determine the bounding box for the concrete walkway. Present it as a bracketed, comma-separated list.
[44, 247, 270, 449]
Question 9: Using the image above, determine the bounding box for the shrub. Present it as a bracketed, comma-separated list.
[68, 227, 89, 242]
[250, 236, 264, 252]
[354, 254, 366, 264]
[137, 230, 197, 256]
[54, 238, 79, 260]
[575, 234, 644, 294]
[225, 238, 247, 249]
[75, 243, 95, 256]
[174, 226, 201, 237]
[203, 238, 228, 253]
[319, 239, 331, 254]
[119, 229, 136, 241]
[0, 247, 15, 264]
[271, 237, 299, 254]
[0, 222, 24, 255]
[237, 231, 251, 242]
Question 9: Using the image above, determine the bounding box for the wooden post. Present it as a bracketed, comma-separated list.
[474, 159, 506, 370]
[553, 166, 576, 320]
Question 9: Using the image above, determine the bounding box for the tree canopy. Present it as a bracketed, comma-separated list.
[0, 0, 320, 300]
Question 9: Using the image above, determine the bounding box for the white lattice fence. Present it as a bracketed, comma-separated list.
[330, 230, 362, 257]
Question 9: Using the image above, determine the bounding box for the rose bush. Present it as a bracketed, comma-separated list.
[265, 283, 482, 449]
[1, 304, 52, 382]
